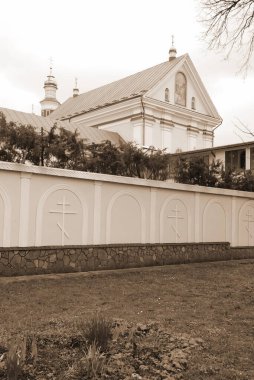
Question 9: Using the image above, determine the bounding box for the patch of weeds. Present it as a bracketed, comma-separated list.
[63, 342, 107, 380]
[79, 314, 112, 352]
[5, 335, 37, 380]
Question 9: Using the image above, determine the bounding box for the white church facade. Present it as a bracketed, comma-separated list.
[47, 46, 222, 153]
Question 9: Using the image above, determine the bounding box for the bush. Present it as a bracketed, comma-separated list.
[218, 169, 254, 191]
[175, 156, 222, 187]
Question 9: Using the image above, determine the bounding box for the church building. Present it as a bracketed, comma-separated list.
[46, 44, 222, 153]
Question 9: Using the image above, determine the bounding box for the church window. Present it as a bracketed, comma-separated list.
[191, 96, 196, 110]
[175, 72, 187, 106]
[165, 88, 169, 102]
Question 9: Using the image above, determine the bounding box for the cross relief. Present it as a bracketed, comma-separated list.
[167, 203, 185, 243]
[49, 196, 77, 245]
[243, 208, 254, 245]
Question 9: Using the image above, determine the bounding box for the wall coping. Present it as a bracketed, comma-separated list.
[0, 161, 253, 199]
[0, 242, 231, 252]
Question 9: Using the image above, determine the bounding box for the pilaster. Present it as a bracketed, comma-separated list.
[93, 181, 102, 244]
[150, 188, 157, 243]
[19, 172, 32, 246]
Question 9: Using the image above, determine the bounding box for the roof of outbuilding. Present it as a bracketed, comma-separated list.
[49, 55, 185, 120]
[0, 107, 123, 145]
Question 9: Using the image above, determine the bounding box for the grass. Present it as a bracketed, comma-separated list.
[80, 314, 112, 352]
[0, 259, 254, 379]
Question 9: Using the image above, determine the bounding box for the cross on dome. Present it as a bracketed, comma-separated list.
[73, 77, 79, 97]
[169, 35, 177, 60]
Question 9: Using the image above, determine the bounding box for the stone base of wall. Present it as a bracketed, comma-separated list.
[228, 246, 254, 260]
[0, 242, 253, 277]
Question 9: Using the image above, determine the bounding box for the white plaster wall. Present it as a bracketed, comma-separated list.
[211, 150, 225, 166]
[203, 135, 213, 149]
[0, 162, 253, 248]
[197, 131, 204, 149]
[151, 120, 162, 149]
[172, 125, 188, 153]
[161, 126, 173, 152]
[188, 132, 198, 151]
[0, 169, 20, 247]
[99, 119, 133, 142]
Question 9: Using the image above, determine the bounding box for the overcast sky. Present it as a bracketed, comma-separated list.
[0, 0, 253, 146]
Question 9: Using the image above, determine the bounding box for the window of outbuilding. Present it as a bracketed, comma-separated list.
[250, 148, 254, 171]
[225, 149, 246, 172]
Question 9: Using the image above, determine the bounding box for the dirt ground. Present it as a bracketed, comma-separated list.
[0, 259, 254, 379]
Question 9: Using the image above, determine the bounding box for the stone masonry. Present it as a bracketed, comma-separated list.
[0, 242, 254, 276]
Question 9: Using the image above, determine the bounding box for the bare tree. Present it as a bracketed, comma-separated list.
[233, 118, 254, 139]
[200, 0, 254, 73]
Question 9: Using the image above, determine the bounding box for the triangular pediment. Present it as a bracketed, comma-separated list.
[145, 54, 221, 120]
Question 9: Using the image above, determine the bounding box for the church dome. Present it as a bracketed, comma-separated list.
[44, 71, 58, 89]
[40, 65, 60, 117]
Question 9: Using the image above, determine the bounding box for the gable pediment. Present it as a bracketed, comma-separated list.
[145, 54, 221, 120]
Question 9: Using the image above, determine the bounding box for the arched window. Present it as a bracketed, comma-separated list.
[191, 96, 196, 110]
[175, 72, 187, 106]
[165, 88, 169, 102]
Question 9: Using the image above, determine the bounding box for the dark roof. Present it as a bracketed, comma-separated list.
[171, 140, 254, 157]
[0, 107, 123, 145]
[49, 55, 185, 120]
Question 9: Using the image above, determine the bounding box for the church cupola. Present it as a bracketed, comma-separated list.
[73, 78, 79, 97]
[40, 64, 60, 117]
[169, 35, 177, 61]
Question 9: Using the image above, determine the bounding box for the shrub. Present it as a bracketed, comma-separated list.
[175, 156, 222, 187]
[218, 169, 254, 191]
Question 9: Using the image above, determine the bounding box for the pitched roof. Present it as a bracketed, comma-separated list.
[0, 107, 123, 145]
[49, 55, 185, 120]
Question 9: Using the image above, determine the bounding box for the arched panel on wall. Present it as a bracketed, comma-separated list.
[175, 72, 187, 106]
[35, 184, 87, 246]
[0, 186, 11, 247]
[106, 191, 145, 244]
[239, 201, 254, 246]
[160, 197, 189, 243]
[203, 200, 226, 242]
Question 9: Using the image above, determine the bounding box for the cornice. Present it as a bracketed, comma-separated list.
[131, 114, 156, 123]
[160, 118, 174, 127]
[57, 95, 219, 132]
[143, 96, 221, 127]
[187, 126, 199, 134]
[203, 130, 213, 136]
[60, 95, 142, 122]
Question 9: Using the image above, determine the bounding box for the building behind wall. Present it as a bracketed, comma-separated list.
[46, 44, 222, 153]
[171, 141, 254, 173]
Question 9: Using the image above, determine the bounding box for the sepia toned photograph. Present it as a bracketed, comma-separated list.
[0, 0, 254, 378]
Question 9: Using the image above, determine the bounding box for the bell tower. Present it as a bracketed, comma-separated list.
[40, 60, 60, 117]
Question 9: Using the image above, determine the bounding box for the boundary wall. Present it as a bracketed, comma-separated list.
[0, 162, 254, 248]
